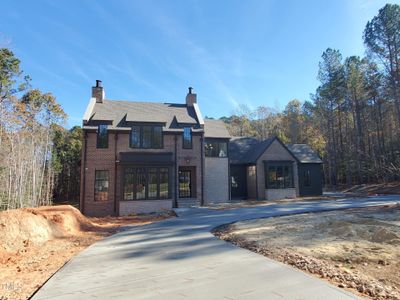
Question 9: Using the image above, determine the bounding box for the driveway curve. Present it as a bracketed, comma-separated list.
[33, 196, 399, 300]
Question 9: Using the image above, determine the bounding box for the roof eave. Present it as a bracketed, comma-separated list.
[82, 97, 96, 124]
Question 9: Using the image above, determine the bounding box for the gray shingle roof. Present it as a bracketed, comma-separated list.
[229, 137, 275, 164]
[287, 144, 322, 163]
[204, 119, 231, 138]
[87, 99, 200, 131]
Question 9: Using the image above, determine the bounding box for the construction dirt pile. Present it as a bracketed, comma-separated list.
[214, 204, 400, 300]
[0, 205, 174, 300]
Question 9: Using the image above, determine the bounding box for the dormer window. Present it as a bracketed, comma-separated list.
[183, 127, 192, 149]
[97, 125, 108, 148]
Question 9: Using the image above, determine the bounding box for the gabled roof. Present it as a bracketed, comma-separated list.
[229, 137, 276, 164]
[204, 119, 231, 139]
[85, 99, 201, 132]
[287, 144, 323, 163]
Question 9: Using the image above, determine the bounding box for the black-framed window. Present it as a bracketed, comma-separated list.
[97, 125, 108, 148]
[130, 125, 141, 148]
[205, 139, 228, 157]
[179, 170, 192, 197]
[159, 168, 169, 198]
[94, 170, 109, 201]
[123, 167, 170, 200]
[183, 127, 192, 149]
[265, 162, 294, 189]
[304, 170, 311, 187]
[129, 125, 163, 149]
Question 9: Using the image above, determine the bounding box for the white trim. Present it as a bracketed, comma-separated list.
[193, 103, 204, 126]
[83, 97, 96, 123]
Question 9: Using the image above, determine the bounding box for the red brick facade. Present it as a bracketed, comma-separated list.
[80, 130, 204, 216]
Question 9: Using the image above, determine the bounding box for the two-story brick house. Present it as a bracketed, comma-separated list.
[81, 81, 323, 216]
[80, 81, 230, 216]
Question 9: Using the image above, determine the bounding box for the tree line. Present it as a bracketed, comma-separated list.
[221, 4, 400, 187]
[0, 48, 81, 210]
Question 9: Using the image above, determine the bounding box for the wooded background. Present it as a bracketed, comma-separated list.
[221, 4, 400, 187]
[0, 4, 399, 209]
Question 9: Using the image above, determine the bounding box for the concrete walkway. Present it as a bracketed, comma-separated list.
[33, 195, 399, 300]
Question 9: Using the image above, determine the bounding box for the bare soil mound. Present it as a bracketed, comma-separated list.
[0, 205, 100, 255]
[0, 205, 174, 300]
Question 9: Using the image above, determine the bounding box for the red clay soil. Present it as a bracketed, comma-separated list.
[0, 205, 174, 300]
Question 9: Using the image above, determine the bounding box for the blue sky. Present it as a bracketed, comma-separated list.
[1, 0, 390, 127]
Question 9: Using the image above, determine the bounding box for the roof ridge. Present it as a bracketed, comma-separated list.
[103, 99, 186, 106]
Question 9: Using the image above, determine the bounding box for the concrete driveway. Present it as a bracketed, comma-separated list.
[33, 195, 399, 300]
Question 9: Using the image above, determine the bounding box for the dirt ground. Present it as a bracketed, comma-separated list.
[214, 204, 400, 300]
[341, 182, 400, 195]
[0, 205, 174, 300]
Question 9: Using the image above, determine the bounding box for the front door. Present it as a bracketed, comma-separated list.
[179, 169, 192, 198]
[230, 165, 247, 199]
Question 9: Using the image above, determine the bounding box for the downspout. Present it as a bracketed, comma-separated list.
[227, 139, 231, 202]
[114, 132, 118, 215]
[81, 132, 88, 214]
[200, 135, 204, 206]
[228, 159, 231, 202]
[255, 163, 259, 200]
[174, 134, 178, 208]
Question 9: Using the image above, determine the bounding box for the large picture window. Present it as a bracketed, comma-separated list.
[129, 125, 163, 149]
[94, 170, 109, 201]
[123, 167, 170, 200]
[205, 139, 228, 157]
[183, 127, 192, 149]
[265, 162, 294, 189]
[97, 125, 108, 148]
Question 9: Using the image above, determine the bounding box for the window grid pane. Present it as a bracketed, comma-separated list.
[148, 168, 158, 198]
[123, 167, 170, 200]
[266, 163, 293, 189]
[130, 125, 163, 149]
[142, 126, 152, 149]
[95, 170, 109, 201]
[183, 127, 192, 149]
[136, 168, 147, 200]
[205, 140, 227, 157]
[97, 125, 108, 148]
[153, 126, 162, 149]
[159, 168, 169, 199]
[130, 125, 141, 148]
[179, 170, 191, 197]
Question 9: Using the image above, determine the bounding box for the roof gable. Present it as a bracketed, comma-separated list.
[229, 136, 299, 164]
[287, 144, 323, 163]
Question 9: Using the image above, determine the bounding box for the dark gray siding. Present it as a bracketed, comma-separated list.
[298, 163, 323, 196]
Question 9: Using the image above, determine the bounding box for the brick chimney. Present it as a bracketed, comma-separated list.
[185, 87, 197, 106]
[92, 80, 105, 103]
